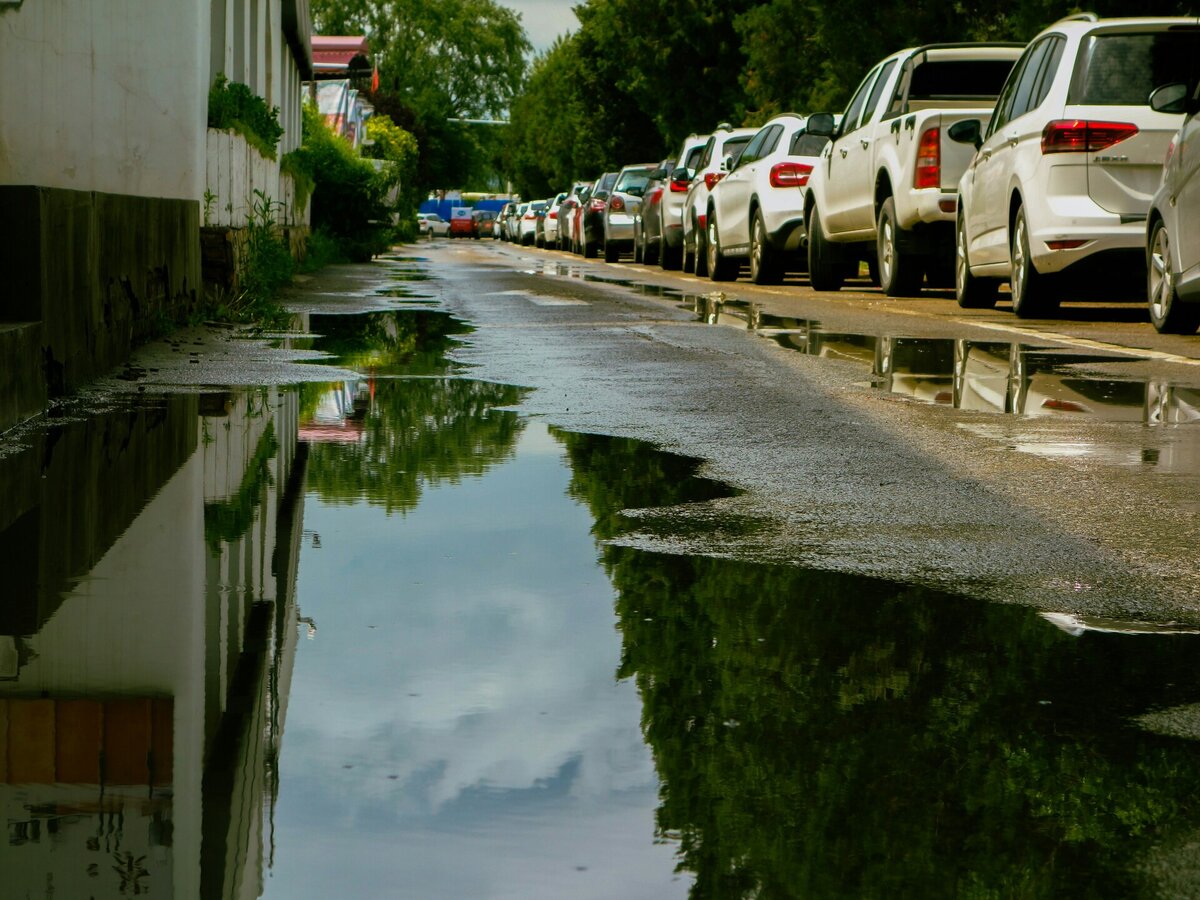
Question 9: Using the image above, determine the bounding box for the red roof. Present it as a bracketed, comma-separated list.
[312, 35, 370, 67]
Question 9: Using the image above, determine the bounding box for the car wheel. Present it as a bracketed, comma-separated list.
[707, 215, 738, 282]
[877, 196, 923, 297]
[633, 226, 644, 264]
[605, 238, 620, 263]
[807, 205, 845, 292]
[694, 218, 710, 278]
[644, 236, 660, 267]
[584, 238, 598, 259]
[749, 209, 783, 285]
[661, 240, 681, 271]
[1009, 204, 1057, 317]
[1148, 219, 1200, 334]
[955, 210, 999, 309]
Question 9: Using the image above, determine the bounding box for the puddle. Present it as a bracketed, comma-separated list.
[7, 300, 1200, 895]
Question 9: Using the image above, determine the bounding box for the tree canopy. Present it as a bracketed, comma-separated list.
[504, 0, 1197, 197]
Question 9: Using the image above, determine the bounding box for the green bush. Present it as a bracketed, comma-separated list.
[208, 75, 284, 159]
[287, 103, 397, 262]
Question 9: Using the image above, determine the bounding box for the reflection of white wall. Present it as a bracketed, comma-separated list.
[0, 386, 302, 899]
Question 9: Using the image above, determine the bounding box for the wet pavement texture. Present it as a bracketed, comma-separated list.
[5, 244, 1200, 896]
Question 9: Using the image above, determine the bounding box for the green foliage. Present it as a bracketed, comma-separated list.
[312, 0, 530, 193]
[299, 227, 348, 273]
[207, 75, 284, 159]
[364, 115, 421, 240]
[550, 427, 1200, 898]
[289, 102, 395, 261]
[280, 150, 316, 214]
[203, 418, 277, 549]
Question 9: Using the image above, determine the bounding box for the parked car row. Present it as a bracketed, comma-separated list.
[508, 14, 1200, 335]
[417, 208, 499, 239]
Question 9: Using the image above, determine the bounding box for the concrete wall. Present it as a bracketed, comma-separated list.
[206, 130, 309, 228]
[0, 185, 201, 397]
[0, 0, 209, 202]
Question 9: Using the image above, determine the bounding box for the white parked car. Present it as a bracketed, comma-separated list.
[518, 200, 547, 246]
[417, 212, 450, 237]
[705, 113, 831, 283]
[659, 133, 707, 270]
[954, 14, 1200, 316]
[541, 191, 568, 248]
[682, 125, 758, 276]
[1147, 80, 1200, 333]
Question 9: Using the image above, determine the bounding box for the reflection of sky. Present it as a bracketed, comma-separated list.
[266, 423, 689, 899]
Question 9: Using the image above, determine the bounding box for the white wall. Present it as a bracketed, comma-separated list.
[0, 0, 210, 201]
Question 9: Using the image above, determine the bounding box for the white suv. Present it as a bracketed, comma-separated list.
[682, 125, 758, 276]
[954, 15, 1200, 316]
[705, 113, 831, 283]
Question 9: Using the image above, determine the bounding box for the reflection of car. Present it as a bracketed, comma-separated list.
[954, 15, 1199, 316]
[448, 207, 474, 238]
[471, 209, 497, 240]
[706, 113, 831, 284]
[417, 212, 449, 237]
[1148, 82, 1200, 333]
[604, 164, 655, 261]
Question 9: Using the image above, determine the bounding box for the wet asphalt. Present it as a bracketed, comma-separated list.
[74, 238, 1200, 622]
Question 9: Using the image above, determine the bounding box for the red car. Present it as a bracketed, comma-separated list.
[448, 207, 474, 238]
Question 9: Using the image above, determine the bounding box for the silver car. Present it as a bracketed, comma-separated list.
[603, 164, 656, 262]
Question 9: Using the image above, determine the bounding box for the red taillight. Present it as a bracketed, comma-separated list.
[1046, 239, 1087, 250]
[549, 211, 557, 219]
[704, 172, 724, 190]
[523, 212, 536, 219]
[669, 179, 690, 193]
[609, 196, 626, 212]
[1042, 398, 1088, 412]
[590, 198, 606, 211]
[914, 127, 940, 189]
[1041, 119, 1138, 154]
[769, 161, 813, 188]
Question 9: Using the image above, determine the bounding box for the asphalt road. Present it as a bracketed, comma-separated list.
[421, 236, 1200, 622]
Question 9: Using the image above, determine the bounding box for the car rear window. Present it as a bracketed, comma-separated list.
[721, 136, 752, 164]
[790, 132, 830, 157]
[1071, 29, 1200, 105]
[598, 172, 618, 191]
[684, 145, 705, 169]
[909, 59, 1016, 100]
[614, 169, 653, 192]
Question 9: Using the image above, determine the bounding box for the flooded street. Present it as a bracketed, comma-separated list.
[7, 244, 1200, 896]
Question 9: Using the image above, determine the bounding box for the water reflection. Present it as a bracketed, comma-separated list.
[559, 429, 1200, 898]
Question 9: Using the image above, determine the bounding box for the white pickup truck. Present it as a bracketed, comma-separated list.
[803, 43, 1023, 295]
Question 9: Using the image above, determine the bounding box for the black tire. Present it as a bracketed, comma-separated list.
[605, 238, 620, 263]
[955, 210, 999, 309]
[877, 196, 923, 297]
[661, 240, 682, 270]
[749, 209, 783, 285]
[707, 214, 738, 281]
[633, 226, 644, 263]
[1009, 204, 1057, 317]
[644, 235, 660, 267]
[694, 219, 709, 278]
[1148, 219, 1200, 334]
[807, 205, 845, 292]
[584, 238, 598, 259]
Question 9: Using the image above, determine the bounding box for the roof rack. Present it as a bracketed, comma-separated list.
[1055, 12, 1099, 24]
[716, 122, 733, 131]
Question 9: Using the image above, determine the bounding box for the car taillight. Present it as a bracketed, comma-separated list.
[1040, 119, 1138, 154]
[914, 127, 940, 189]
[669, 179, 690, 193]
[703, 172, 724, 190]
[590, 198, 606, 211]
[609, 196, 626, 212]
[549, 211, 557, 219]
[769, 161, 813, 188]
[524, 212, 536, 219]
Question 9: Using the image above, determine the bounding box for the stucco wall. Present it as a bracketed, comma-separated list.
[0, 0, 209, 201]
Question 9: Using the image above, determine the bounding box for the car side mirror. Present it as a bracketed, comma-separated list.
[1150, 82, 1190, 115]
[806, 113, 836, 137]
[947, 118, 983, 150]
[670, 166, 691, 183]
[721, 155, 734, 172]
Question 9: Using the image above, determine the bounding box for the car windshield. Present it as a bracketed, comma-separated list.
[1071, 30, 1200, 106]
[530, 201, 547, 211]
[614, 169, 653, 193]
[597, 172, 618, 192]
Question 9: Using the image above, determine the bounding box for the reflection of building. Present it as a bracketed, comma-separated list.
[0, 388, 307, 898]
[299, 381, 372, 443]
[307, 35, 375, 147]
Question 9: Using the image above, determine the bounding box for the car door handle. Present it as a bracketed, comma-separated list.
[860, 139, 870, 150]
[840, 148, 848, 158]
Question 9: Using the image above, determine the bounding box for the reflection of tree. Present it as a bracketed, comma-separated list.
[304, 378, 527, 513]
[557, 430, 1200, 898]
[305, 310, 472, 378]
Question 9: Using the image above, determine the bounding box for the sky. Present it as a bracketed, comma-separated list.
[499, 0, 579, 54]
